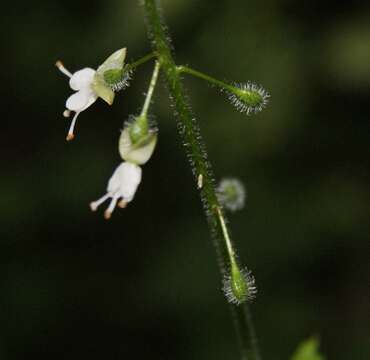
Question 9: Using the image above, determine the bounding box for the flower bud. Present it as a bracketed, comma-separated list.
[92, 48, 129, 105]
[223, 261, 257, 305]
[119, 115, 158, 165]
[227, 82, 269, 115]
[217, 178, 246, 212]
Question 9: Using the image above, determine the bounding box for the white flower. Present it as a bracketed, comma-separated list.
[90, 162, 142, 219]
[55, 48, 126, 141]
[56, 61, 98, 141]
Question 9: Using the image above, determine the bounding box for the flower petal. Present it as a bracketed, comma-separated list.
[69, 68, 96, 91]
[107, 162, 142, 202]
[66, 89, 97, 112]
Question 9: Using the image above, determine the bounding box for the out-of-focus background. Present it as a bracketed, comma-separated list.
[2, 0, 370, 359]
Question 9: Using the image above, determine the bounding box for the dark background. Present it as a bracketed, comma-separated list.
[2, 0, 370, 359]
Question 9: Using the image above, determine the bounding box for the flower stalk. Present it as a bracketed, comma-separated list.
[126, 52, 157, 72]
[141, 1, 261, 359]
[141, 60, 160, 117]
[177, 65, 269, 115]
[177, 65, 236, 92]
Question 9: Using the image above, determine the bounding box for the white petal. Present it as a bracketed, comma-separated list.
[69, 68, 96, 91]
[107, 162, 142, 202]
[66, 89, 97, 112]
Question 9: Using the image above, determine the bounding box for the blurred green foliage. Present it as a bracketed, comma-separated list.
[2, 0, 370, 359]
[291, 337, 325, 360]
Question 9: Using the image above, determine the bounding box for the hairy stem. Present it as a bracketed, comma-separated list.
[141, 1, 260, 359]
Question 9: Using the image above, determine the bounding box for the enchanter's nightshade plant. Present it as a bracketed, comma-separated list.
[56, 38, 265, 360]
[56, 1, 325, 359]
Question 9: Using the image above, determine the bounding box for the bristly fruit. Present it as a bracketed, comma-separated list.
[227, 82, 270, 115]
[223, 262, 257, 305]
[217, 178, 246, 212]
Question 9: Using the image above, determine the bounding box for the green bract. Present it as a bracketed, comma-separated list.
[97, 48, 127, 77]
[92, 48, 127, 105]
[92, 75, 115, 105]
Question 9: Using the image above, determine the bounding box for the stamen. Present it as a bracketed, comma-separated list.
[63, 110, 71, 118]
[118, 200, 127, 208]
[104, 195, 119, 220]
[66, 112, 79, 141]
[55, 60, 72, 78]
[90, 193, 111, 211]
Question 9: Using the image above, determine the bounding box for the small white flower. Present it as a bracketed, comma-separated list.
[90, 162, 142, 219]
[56, 61, 98, 141]
[55, 48, 127, 141]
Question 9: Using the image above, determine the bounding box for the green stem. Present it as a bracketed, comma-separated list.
[141, 61, 161, 117]
[141, 1, 261, 360]
[217, 206, 236, 259]
[177, 65, 235, 92]
[126, 52, 156, 72]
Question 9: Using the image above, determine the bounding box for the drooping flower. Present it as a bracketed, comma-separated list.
[90, 162, 142, 219]
[90, 114, 158, 219]
[56, 48, 128, 141]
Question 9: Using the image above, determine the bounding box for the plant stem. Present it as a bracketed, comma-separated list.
[141, 61, 161, 117]
[141, 1, 261, 359]
[177, 65, 236, 92]
[126, 52, 156, 72]
[217, 206, 236, 259]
